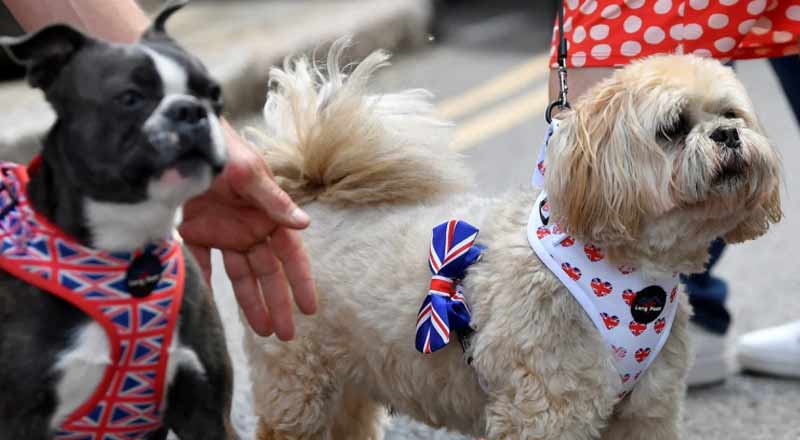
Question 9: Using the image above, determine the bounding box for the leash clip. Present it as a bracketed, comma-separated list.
[546, 2, 571, 124]
[546, 64, 571, 124]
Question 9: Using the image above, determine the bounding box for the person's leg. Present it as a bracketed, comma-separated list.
[682, 239, 730, 335]
[681, 239, 734, 386]
[769, 55, 800, 126]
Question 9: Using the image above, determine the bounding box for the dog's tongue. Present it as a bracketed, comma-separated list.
[160, 168, 184, 184]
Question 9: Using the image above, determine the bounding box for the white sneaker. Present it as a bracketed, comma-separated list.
[737, 320, 800, 379]
[687, 322, 732, 387]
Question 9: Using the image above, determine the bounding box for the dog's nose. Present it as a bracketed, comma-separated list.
[710, 127, 741, 149]
[166, 99, 207, 125]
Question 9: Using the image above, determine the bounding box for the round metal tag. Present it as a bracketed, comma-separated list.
[630, 285, 666, 324]
[126, 252, 163, 298]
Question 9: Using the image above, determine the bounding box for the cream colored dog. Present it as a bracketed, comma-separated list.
[243, 42, 782, 439]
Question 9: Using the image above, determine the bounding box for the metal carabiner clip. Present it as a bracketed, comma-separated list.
[545, 64, 570, 124]
[546, 1, 571, 124]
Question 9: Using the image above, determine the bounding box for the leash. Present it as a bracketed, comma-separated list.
[546, 0, 570, 124]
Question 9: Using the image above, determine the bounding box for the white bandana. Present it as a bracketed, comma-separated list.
[528, 121, 680, 395]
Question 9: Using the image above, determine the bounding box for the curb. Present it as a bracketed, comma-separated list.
[205, 0, 433, 120]
[0, 0, 433, 162]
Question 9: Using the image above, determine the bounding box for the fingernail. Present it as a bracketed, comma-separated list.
[291, 207, 310, 225]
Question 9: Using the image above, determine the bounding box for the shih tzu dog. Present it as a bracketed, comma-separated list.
[243, 41, 781, 439]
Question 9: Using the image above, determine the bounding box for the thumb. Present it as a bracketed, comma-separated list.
[227, 156, 310, 229]
[222, 120, 310, 229]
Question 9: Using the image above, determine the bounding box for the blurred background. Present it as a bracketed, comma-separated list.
[1, 1, 798, 439]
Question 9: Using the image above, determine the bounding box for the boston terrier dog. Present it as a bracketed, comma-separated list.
[0, 1, 235, 439]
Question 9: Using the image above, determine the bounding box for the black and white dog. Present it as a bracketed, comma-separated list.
[0, 2, 235, 439]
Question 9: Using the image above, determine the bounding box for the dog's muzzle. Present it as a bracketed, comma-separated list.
[145, 96, 226, 176]
[165, 98, 208, 136]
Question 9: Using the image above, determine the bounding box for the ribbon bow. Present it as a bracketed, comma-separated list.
[415, 219, 482, 353]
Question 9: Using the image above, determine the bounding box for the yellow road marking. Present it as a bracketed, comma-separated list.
[449, 84, 549, 152]
[436, 52, 551, 120]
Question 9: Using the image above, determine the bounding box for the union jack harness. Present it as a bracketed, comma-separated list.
[415, 219, 482, 353]
[0, 160, 184, 439]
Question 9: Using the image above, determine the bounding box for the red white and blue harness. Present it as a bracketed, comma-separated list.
[0, 160, 184, 439]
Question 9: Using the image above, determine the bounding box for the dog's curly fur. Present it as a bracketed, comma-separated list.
[243, 41, 781, 439]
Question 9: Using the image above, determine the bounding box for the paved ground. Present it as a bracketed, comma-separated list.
[223, 1, 800, 439]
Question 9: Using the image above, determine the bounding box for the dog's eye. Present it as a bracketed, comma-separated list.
[117, 90, 144, 108]
[658, 113, 691, 142]
[722, 110, 739, 119]
[209, 84, 221, 101]
[209, 84, 223, 114]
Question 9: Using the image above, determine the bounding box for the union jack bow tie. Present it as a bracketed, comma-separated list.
[415, 219, 482, 354]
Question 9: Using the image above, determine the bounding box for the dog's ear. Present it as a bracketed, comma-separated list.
[142, 0, 190, 41]
[0, 25, 91, 90]
[544, 78, 670, 245]
[724, 186, 782, 243]
[724, 112, 782, 243]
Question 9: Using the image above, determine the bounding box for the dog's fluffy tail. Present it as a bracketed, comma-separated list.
[249, 38, 470, 206]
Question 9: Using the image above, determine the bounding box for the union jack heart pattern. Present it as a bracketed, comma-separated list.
[622, 289, 636, 306]
[635, 348, 652, 363]
[528, 189, 681, 394]
[536, 226, 550, 240]
[591, 277, 612, 297]
[601, 312, 620, 330]
[654, 318, 666, 334]
[561, 262, 581, 281]
[537, 161, 546, 176]
[612, 345, 627, 360]
[617, 265, 636, 275]
[629, 321, 647, 336]
[583, 244, 604, 262]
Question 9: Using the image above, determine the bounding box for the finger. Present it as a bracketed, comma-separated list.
[222, 250, 273, 337]
[270, 227, 318, 315]
[187, 244, 212, 286]
[239, 162, 311, 230]
[247, 241, 295, 341]
[179, 204, 277, 251]
[222, 125, 311, 230]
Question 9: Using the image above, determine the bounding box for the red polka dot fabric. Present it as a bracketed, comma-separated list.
[549, 0, 800, 68]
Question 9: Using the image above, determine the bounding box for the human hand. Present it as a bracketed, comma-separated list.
[179, 120, 317, 340]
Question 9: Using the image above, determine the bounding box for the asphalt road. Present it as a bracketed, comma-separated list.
[224, 1, 800, 438]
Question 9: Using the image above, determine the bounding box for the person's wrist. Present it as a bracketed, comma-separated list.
[3, 0, 149, 43]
